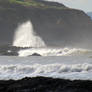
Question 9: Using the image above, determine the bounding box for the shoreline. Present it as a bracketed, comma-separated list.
[0, 76, 92, 92]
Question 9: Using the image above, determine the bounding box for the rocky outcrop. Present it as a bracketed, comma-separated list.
[0, 77, 92, 92]
[31, 53, 41, 56]
[0, 0, 92, 48]
[87, 12, 92, 19]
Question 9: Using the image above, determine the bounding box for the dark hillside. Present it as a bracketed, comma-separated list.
[0, 0, 92, 48]
[87, 12, 92, 19]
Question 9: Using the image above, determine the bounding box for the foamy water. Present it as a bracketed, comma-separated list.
[0, 56, 92, 80]
[0, 63, 92, 80]
[18, 47, 92, 57]
[3, 19, 92, 81]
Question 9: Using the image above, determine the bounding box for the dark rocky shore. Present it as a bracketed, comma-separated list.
[0, 76, 92, 92]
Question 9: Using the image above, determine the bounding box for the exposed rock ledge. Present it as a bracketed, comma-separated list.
[0, 76, 92, 92]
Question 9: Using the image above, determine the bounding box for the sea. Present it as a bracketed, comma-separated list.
[0, 21, 92, 81]
[0, 48, 92, 80]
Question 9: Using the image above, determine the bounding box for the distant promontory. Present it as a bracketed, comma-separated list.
[0, 0, 92, 48]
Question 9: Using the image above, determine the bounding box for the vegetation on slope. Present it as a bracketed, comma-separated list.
[3, 0, 67, 9]
[9, 0, 43, 6]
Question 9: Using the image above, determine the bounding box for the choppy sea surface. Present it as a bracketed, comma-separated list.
[0, 47, 92, 80]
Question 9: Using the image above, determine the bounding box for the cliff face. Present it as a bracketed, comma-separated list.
[0, 0, 92, 48]
[87, 12, 92, 19]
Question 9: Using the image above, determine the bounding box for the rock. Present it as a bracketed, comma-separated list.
[1, 51, 18, 56]
[31, 53, 41, 56]
[0, 77, 92, 92]
[87, 12, 92, 19]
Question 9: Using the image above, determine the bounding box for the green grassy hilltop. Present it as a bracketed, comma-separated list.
[9, 0, 45, 7]
[0, 0, 67, 9]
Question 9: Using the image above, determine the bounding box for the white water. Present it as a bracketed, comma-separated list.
[13, 21, 46, 48]
[18, 47, 92, 57]
[0, 63, 92, 80]
[0, 56, 92, 80]
[2, 19, 92, 81]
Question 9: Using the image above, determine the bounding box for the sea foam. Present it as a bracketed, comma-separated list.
[0, 63, 92, 80]
[18, 47, 92, 57]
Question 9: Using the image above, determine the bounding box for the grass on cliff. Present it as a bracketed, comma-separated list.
[8, 0, 67, 9]
[9, 0, 44, 6]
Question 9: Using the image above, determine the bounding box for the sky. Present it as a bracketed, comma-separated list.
[46, 0, 92, 12]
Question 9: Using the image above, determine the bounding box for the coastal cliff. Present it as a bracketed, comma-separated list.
[0, 0, 92, 48]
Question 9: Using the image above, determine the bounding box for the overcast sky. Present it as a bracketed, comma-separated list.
[46, 0, 92, 12]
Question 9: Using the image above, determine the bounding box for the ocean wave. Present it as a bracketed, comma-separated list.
[18, 47, 92, 57]
[0, 63, 92, 80]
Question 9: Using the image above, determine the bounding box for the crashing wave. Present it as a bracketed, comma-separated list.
[13, 21, 46, 48]
[18, 47, 92, 57]
[0, 63, 92, 80]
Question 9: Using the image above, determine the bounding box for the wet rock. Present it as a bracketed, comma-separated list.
[0, 77, 92, 92]
[31, 53, 41, 56]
